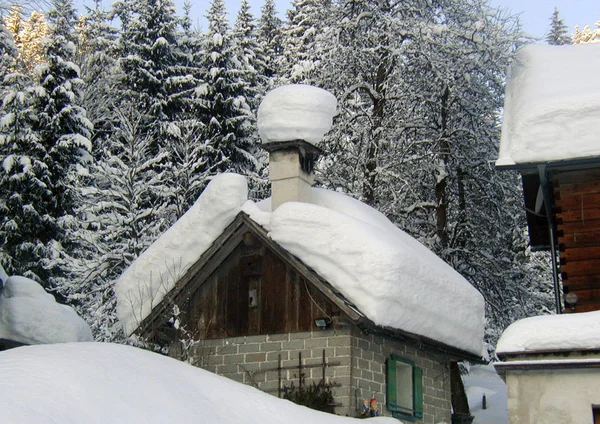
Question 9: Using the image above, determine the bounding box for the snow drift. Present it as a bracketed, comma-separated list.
[0, 342, 398, 424]
[0, 275, 92, 344]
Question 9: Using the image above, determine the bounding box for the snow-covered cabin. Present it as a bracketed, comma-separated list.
[495, 44, 600, 424]
[116, 85, 485, 422]
[496, 43, 600, 314]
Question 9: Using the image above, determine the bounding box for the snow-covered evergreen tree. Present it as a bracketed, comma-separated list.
[0, 71, 46, 278]
[572, 21, 600, 44]
[279, 0, 332, 83]
[3, 7, 49, 73]
[76, 0, 119, 142]
[199, 0, 258, 179]
[545, 7, 570, 45]
[232, 0, 268, 108]
[0, 0, 92, 285]
[0, 19, 17, 86]
[257, 0, 283, 79]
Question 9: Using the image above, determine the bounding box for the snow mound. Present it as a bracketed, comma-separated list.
[258, 85, 337, 145]
[0, 343, 398, 424]
[0, 276, 92, 344]
[496, 310, 600, 354]
[115, 173, 248, 336]
[497, 44, 600, 166]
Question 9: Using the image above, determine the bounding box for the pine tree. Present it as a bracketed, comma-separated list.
[0, 71, 46, 278]
[199, 0, 259, 179]
[279, 0, 332, 83]
[0, 18, 17, 84]
[15, 0, 92, 284]
[233, 0, 268, 107]
[76, 0, 120, 140]
[545, 7, 571, 45]
[257, 0, 283, 78]
[3, 7, 49, 72]
[572, 21, 600, 44]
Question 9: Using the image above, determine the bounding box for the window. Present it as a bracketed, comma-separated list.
[386, 355, 423, 421]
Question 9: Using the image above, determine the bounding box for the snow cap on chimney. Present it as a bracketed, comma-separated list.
[257, 84, 337, 145]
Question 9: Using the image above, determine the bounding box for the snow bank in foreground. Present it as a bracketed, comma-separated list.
[115, 173, 248, 336]
[497, 44, 600, 166]
[257, 85, 337, 145]
[0, 276, 92, 344]
[117, 174, 484, 356]
[0, 343, 398, 424]
[496, 310, 600, 354]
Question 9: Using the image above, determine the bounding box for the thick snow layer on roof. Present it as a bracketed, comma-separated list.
[0, 342, 398, 424]
[496, 310, 600, 355]
[115, 173, 248, 336]
[257, 85, 337, 145]
[497, 44, 600, 167]
[0, 276, 92, 344]
[117, 174, 484, 356]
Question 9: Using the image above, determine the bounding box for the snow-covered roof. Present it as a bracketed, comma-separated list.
[257, 85, 337, 146]
[0, 275, 92, 345]
[496, 44, 600, 167]
[0, 342, 398, 423]
[496, 310, 600, 355]
[116, 173, 485, 357]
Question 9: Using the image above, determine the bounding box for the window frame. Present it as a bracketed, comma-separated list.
[386, 354, 423, 421]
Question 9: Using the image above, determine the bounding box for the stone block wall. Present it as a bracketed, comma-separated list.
[169, 328, 354, 415]
[351, 328, 452, 424]
[169, 327, 452, 422]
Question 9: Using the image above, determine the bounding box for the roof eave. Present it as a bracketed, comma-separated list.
[496, 155, 600, 172]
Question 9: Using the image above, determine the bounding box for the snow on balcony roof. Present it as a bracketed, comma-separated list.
[115, 173, 485, 357]
[496, 44, 600, 168]
[496, 310, 600, 355]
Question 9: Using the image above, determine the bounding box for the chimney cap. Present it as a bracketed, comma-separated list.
[258, 84, 337, 146]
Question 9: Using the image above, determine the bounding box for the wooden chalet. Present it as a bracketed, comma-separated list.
[496, 44, 600, 315]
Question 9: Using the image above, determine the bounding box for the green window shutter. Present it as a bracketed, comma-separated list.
[386, 358, 399, 412]
[413, 366, 424, 419]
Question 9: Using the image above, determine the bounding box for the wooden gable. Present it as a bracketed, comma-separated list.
[139, 213, 362, 343]
[554, 167, 600, 313]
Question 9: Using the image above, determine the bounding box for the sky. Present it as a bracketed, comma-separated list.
[78, 0, 599, 41]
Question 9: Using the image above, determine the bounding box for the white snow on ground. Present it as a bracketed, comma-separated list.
[0, 342, 399, 424]
[257, 85, 337, 145]
[115, 173, 248, 336]
[116, 173, 485, 356]
[496, 310, 600, 354]
[0, 275, 92, 344]
[497, 43, 600, 167]
[464, 364, 508, 424]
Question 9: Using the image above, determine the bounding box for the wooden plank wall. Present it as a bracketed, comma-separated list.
[555, 168, 600, 313]
[178, 231, 342, 339]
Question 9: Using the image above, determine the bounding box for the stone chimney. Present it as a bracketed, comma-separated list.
[257, 85, 337, 211]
